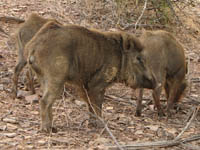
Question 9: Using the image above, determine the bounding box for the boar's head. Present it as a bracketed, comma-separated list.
[120, 33, 155, 89]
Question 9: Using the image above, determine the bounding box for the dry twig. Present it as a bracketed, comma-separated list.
[135, 0, 148, 30]
[105, 94, 136, 106]
[165, 0, 182, 24]
[175, 106, 199, 140]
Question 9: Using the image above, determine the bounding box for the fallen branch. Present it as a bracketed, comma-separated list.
[108, 134, 200, 150]
[105, 94, 136, 106]
[108, 106, 199, 150]
[0, 16, 25, 24]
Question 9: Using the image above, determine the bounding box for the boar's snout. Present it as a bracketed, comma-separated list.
[142, 71, 156, 89]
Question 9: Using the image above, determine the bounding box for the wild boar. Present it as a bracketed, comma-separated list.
[26, 21, 155, 132]
[135, 30, 187, 117]
[12, 13, 60, 98]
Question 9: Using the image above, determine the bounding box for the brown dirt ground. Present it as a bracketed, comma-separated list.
[0, 0, 200, 149]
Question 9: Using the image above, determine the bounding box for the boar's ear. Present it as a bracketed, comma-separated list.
[141, 30, 153, 38]
[38, 21, 61, 35]
[122, 33, 143, 52]
[45, 21, 61, 30]
[133, 37, 143, 52]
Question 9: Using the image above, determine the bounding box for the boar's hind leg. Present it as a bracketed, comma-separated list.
[165, 79, 186, 110]
[174, 80, 187, 104]
[166, 70, 186, 117]
[26, 68, 35, 94]
[40, 79, 63, 132]
[166, 79, 187, 116]
[13, 59, 27, 98]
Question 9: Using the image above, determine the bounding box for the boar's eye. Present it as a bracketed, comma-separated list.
[136, 55, 145, 69]
[136, 55, 143, 64]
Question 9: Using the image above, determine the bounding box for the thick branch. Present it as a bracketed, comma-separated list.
[108, 134, 200, 150]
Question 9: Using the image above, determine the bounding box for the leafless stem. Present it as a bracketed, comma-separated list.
[135, 0, 148, 30]
[165, 0, 181, 24]
[105, 94, 136, 106]
[175, 106, 199, 140]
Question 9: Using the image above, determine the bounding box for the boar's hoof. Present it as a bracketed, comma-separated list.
[166, 110, 172, 118]
[158, 110, 165, 117]
[12, 92, 17, 99]
[40, 125, 57, 133]
[12, 88, 17, 99]
[88, 118, 103, 129]
[135, 110, 142, 117]
[173, 103, 182, 112]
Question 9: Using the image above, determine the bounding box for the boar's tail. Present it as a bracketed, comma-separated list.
[28, 55, 42, 75]
[185, 61, 188, 74]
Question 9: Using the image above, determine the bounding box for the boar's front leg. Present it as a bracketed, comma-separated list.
[40, 79, 63, 132]
[86, 69, 113, 127]
[87, 89, 105, 118]
[152, 84, 165, 117]
[77, 83, 105, 128]
[135, 88, 144, 117]
[86, 89, 105, 128]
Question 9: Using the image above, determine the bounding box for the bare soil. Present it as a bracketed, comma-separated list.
[0, 0, 200, 149]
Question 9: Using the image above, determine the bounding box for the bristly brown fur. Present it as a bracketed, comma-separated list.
[135, 30, 187, 117]
[26, 21, 155, 132]
[12, 13, 61, 99]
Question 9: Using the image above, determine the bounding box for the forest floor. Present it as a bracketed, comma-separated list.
[0, 0, 200, 149]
